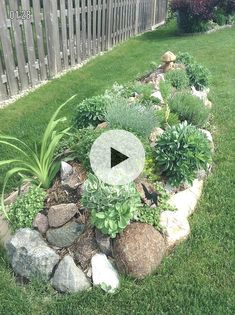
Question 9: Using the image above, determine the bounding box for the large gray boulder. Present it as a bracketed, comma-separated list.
[6, 228, 59, 280]
[51, 255, 91, 293]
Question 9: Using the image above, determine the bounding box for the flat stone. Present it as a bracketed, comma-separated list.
[95, 229, 112, 256]
[6, 228, 59, 280]
[169, 179, 204, 218]
[61, 170, 81, 191]
[46, 221, 85, 248]
[160, 211, 190, 249]
[48, 203, 78, 228]
[51, 255, 91, 293]
[61, 161, 73, 181]
[4, 183, 30, 206]
[91, 253, 120, 293]
[33, 213, 49, 234]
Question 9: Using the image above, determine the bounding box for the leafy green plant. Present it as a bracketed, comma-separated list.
[155, 108, 180, 129]
[73, 128, 107, 171]
[159, 80, 173, 101]
[187, 62, 211, 90]
[0, 95, 76, 219]
[105, 97, 158, 138]
[168, 92, 210, 127]
[165, 68, 189, 90]
[155, 122, 212, 187]
[8, 186, 46, 232]
[177, 52, 195, 66]
[82, 174, 141, 237]
[74, 95, 108, 129]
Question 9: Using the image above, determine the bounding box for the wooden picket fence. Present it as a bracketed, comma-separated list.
[0, 0, 168, 103]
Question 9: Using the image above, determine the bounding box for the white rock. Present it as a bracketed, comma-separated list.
[200, 129, 214, 152]
[160, 211, 190, 248]
[149, 127, 164, 143]
[91, 253, 120, 293]
[52, 255, 91, 293]
[191, 86, 207, 102]
[169, 179, 204, 218]
[151, 91, 164, 103]
[61, 161, 73, 181]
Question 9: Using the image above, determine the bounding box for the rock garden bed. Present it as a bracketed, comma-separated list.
[0, 51, 214, 294]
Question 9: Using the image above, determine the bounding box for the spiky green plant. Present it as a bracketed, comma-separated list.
[0, 95, 76, 219]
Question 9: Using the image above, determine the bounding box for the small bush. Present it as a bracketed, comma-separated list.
[74, 128, 107, 171]
[177, 52, 195, 66]
[159, 80, 173, 101]
[155, 122, 212, 187]
[8, 187, 46, 232]
[165, 68, 190, 90]
[187, 62, 211, 90]
[105, 97, 158, 138]
[74, 95, 108, 129]
[155, 109, 180, 129]
[82, 174, 141, 237]
[168, 92, 210, 127]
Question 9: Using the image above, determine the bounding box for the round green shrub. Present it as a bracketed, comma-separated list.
[74, 128, 107, 171]
[74, 95, 108, 129]
[187, 63, 211, 91]
[155, 122, 212, 187]
[165, 68, 190, 90]
[168, 92, 210, 127]
[177, 52, 195, 66]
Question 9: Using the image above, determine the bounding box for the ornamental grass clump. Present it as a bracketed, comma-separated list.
[155, 122, 212, 187]
[105, 96, 158, 138]
[0, 95, 76, 219]
[168, 92, 210, 127]
[82, 174, 141, 238]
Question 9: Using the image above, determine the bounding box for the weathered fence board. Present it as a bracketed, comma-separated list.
[0, 0, 168, 103]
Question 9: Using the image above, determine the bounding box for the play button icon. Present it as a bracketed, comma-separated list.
[111, 148, 129, 168]
[89, 130, 145, 185]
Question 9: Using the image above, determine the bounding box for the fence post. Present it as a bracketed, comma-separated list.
[135, 0, 140, 34]
[0, 1, 18, 96]
[43, 0, 61, 77]
[152, 0, 157, 27]
[107, 0, 114, 50]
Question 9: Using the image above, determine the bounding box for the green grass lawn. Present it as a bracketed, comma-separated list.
[0, 21, 235, 314]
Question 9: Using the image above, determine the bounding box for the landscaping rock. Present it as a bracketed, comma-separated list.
[33, 213, 49, 234]
[6, 228, 59, 280]
[61, 161, 73, 181]
[169, 179, 204, 218]
[151, 91, 164, 103]
[200, 129, 214, 152]
[51, 255, 91, 293]
[4, 183, 30, 206]
[95, 229, 112, 256]
[160, 211, 190, 249]
[96, 122, 108, 129]
[149, 127, 164, 143]
[71, 227, 99, 270]
[91, 253, 120, 293]
[112, 223, 166, 279]
[46, 221, 85, 248]
[61, 171, 81, 191]
[47, 203, 78, 228]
